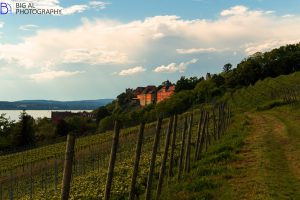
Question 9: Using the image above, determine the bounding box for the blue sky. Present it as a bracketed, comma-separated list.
[0, 0, 300, 101]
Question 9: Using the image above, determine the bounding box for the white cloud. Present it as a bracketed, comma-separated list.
[29, 70, 85, 81]
[176, 48, 220, 54]
[154, 59, 198, 73]
[89, 1, 110, 10]
[119, 66, 146, 76]
[62, 5, 88, 15]
[245, 39, 300, 55]
[265, 10, 275, 14]
[220, 5, 248, 16]
[152, 33, 165, 40]
[19, 24, 39, 31]
[1, 6, 300, 70]
[0, 22, 4, 28]
[282, 14, 295, 18]
[62, 48, 128, 65]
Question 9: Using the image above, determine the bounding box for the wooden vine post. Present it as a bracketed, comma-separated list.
[104, 121, 121, 200]
[196, 112, 207, 160]
[177, 116, 188, 180]
[61, 134, 76, 200]
[155, 116, 174, 200]
[145, 117, 162, 200]
[168, 114, 178, 177]
[184, 114, 193, 173]
[129, 122, 145, 200]
[195, 111, 203, 161]
[217, 105, 222, 139]
[212, 107, 217, 141]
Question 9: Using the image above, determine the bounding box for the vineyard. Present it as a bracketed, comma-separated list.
[228, 72, 300, 111]
[0, 103, 231, 199]
[1, 71, 300, 199]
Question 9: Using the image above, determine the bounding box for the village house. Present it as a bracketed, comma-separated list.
[136, 86, 157, 107]
[157, 85, 175, 103]
[134, 84, 175, 107]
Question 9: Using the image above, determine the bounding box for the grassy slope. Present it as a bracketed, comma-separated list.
[160, 113, 250, 200]
[162, 72, 300, 200]
[226, 108, 300, 199]
[162, 107, 300, 200]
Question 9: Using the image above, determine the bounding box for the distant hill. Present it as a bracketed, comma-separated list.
[0, 99, 114, 110]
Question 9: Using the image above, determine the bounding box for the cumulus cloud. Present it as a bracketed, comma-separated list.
[62, 48, 128, 65]
[89, 1, 110, 10]
[220, 5, 248, 16]
[244, 39, 300, 55]
[119, 66, 146, 76]
[0, 22, 4, 28]
[282, 14, 295, 18]
[61, 5, 88, 15]
[29, 70, 85, 81]
[154, 59, 198, 73]
[176, 48, 220, 54]
[152, 33, 165, 40]
[1, 6, 300, 71]
[19, 24, 39, 31]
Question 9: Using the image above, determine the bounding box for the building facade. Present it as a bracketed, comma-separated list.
[157, 85, 175, 103]
[136, 86, 157, 106]
[134, 85, 175, 106]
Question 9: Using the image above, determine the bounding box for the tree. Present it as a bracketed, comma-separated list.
[175, 76, 202, 92]
[94, 106, 110, 124]
[161, 80, 172, 87]
[35, 117, 55, 140]
[211, 74, 225, 87]
[116, 88, 135, 109]
[13, 111, 35, 146]
[55, 120, 69, 136]
[98, 115, 115, 132]
[0, 114, 15, 149]
[65, 116, 89, 134]
[0, 114, 14, 136]
[223, 63, 232, 72]
[157, 80, 173, 90]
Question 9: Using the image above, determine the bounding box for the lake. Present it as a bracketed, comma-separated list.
[0, 110, 92, 121]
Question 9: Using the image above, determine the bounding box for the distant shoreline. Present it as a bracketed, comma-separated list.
[0, 99, 114, 110]
[0, 110, 93, 121]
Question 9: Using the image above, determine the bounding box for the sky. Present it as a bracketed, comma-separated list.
[0, 0, 300, 101]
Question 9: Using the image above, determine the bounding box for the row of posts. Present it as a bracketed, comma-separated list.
[53, 103, 231, 200]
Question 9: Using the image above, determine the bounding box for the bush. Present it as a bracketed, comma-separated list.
[98, 115, 115, 132]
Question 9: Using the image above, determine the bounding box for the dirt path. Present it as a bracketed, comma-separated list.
[228, 111, 300, 200]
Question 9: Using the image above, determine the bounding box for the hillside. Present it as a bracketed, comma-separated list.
[162, 73, 300, 199]
[0, 72, 299, 199]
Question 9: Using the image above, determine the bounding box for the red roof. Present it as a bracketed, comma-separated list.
[158, 85, 175, 93]
[142, 85, 157, 94]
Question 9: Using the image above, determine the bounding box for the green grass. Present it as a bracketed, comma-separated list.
[160, 113, 250, 200]
[161, 104, 300, 200]
[229, 71, 300, 112]
[261, 115, 300, 199]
